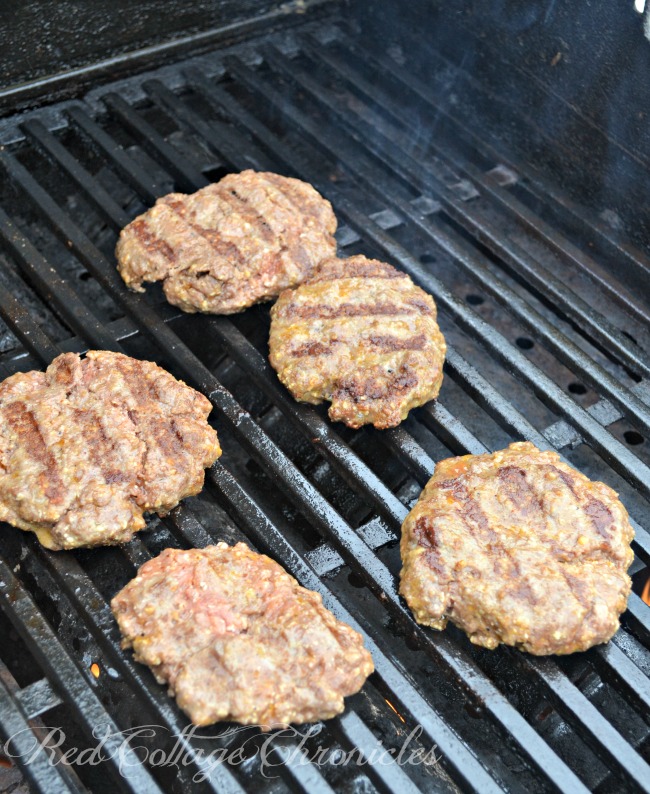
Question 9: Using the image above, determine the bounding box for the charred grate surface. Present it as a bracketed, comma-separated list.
[0, 12, 649, 794]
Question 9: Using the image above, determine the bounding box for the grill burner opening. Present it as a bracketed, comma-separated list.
[0, 2, 648, 793]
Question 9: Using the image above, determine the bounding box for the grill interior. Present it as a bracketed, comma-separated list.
[0, 6, 649, 793]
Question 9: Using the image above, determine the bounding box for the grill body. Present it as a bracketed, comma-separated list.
[0, 2, 648, 793]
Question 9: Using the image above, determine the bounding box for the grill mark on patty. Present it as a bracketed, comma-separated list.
[282, 300, 432, 321]
[164, 196, 247, 274]
[555, 466, 612, 541]
[213, 184, 274, 243]
[290, 340, 335, 357]
[74, 407, 107, 468]
[435, 478, 535, 609]
[289, 334, 427, 358]
[247, 173, 323, 276]
[81, 358, 159, 489]
[130, 219, 175, 262]
[171, 419, 185, 446]
[110, 358, 159, 409]
[309, 260, 409, 283]
[497, 466, 543, 516]
[367, 333, 427, 352]
[583, 498, 613, 540]
[73, 408, 131, 487]
[412, 516, 449, 581]
[497, 465, 591, 612]
[261, 172, 324, 225]
[111, 360, 180, 489]
[333, 367, 419, 403]
[4, 401, 64, 502]
[556, 468, 579, 496]
[153, 417, 184, 459]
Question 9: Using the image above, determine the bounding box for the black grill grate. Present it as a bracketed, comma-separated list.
[0, 11, 649, 794]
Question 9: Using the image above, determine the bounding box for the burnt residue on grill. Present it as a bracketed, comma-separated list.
[0, 5, 648, 794]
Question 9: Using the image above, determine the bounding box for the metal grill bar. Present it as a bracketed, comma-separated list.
[15, 679, 62, 720]
[627, 594, 650, 646]
[0, 280, 60, 362]
[0, 200, 119, 351]
[332, 712, 421, 794]
[589, 642, 650, 715]
[0, 676, 72, 794]
[103, 93, 209, 192]
[67, 105, 166, 203]
[23, 119, 131, 229]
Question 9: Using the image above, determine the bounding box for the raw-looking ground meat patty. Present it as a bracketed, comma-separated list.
[268, 255, 446, 429]
[400, 442, 634, 655]
[116, 170, 337, 314]
[0, 351, 221, 550]
[111, 543, 374, 727]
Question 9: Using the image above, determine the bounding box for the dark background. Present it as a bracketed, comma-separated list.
[352, 0, 650, 251]
[0, 0, 282, 85]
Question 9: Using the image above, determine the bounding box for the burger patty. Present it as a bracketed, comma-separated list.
[268, 255, 446, 429]
[400, 442, 634, 655]
[116, 170, 337, 314]
[111, 543, 374, 727]
[0, 351, 221, 550]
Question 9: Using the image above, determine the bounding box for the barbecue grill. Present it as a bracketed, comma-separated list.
[0, 1, 649, 792]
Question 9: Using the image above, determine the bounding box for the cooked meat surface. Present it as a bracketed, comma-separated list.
[400, 442, 634, 654]
[116, 170, 337, 314]
[111, 542, 374, 727]
[268, 255, 446, 429]
[0, 351, 221, 550]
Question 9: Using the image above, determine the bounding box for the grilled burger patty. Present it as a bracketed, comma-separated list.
[116, 170, 337, 314]
[400, 442, 634, 654]
[0, 351, 221, 550]
[111, 543, 374, 727]
[268, 255, 446, 429]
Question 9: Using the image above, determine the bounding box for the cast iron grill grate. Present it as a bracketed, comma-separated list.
[0, 13, 648, 794]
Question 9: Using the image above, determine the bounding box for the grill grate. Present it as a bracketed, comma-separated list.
[0, 10, 649, 794]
